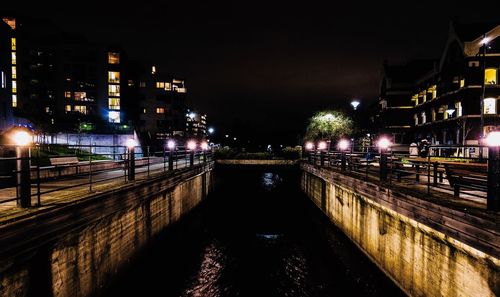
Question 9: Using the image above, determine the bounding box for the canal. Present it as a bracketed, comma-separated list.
[102, 166, 404, 297]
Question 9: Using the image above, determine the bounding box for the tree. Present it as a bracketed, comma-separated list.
[305, 110, 353, 142]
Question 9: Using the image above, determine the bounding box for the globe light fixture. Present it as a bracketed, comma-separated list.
[338, 139, 350, 151]
[377, 137, 391, 150]
[167, 140, 176, 150]
[11, 130, 32, 146]
[126, 138, 137, 149]
[317, 141, 327, 150]
[351, 100, 360, 110]
[200, 141, 209, 150]
[305, 142, 315, 151]
[187, 140, 197, 150]
[486, 131, 500, 147]
[208, 127, 215, 134]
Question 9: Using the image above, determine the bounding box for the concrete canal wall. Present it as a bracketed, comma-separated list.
[301, 163, 499, 297]
[0, 163, 214, 297]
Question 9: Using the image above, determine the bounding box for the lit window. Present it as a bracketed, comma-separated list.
[142, 108, 146, 114]
[65, 91, 71, 98]
[108, 52, 120, 64]
[177, 87, 187, 93]
[65, 105, 71, 112]
[11, 66, 16, 79]
[152, 66, 156, 74]
[108, 85, 120, 97]
[414, 114, 418, 125]
[45, 107, 50, 113]
[173, 79, 183, 84]
[412, 94, 418, 106]
[431, 109, 436, 121]
[108, 71, 120, 83]
[11, 52, 16, 65]
[108, 111, 120, 123]
[3, 17, 16, 30]
[460, 79, 465, 88]
[140, 82, 146, 88]
[74, 105, 88, 114]
[11, 38, 16, 51]
[156, 82, 165, 89]
[421, 112, 426, 124]
[108, 98, 120, 110]
[128, 80, 134, 87]
[455, 102, 463, 117]
[156, 107, 165, 114]
[484, 98, 497, 114]
[485, 68, 497, 85]
[164, 82, 172, 91]
[12, 80, 16, 93]
[1, 71, 5, 88]
[12, 94, 17, 107]
[74, 92, 87, 101]
[428, 85, 437, 99]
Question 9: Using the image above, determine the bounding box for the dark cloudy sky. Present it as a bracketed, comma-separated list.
[2, 2, 499, 144]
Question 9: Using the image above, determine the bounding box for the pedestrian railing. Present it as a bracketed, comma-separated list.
[0, 144, 213, 209]
[305, 144, 499, 211]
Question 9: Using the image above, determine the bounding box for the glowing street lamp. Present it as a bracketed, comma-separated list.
[200, 141, 209, 150]
[126, 138, 137, 181]
[351, 100, 360, 110]
[187, 140, 197, 151]
[317, 141, 328, 150]
[377, 137, 391, 150]
[167, 140, 176, 150]
[11, 129, 32, 207]
[208, 127, 215, 134]
[305, 142, 315, 151]
[337, 139, 350, 151]
[188, 112, 196, 120]
[377, 137, 391, 181]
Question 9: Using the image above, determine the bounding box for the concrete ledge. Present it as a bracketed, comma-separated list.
[215, 159, 299, 165]
[301, 163, 499, 297]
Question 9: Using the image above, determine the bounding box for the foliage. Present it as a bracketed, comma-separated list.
[305, 110, 353, 141]
[281, 146, 302, 159]
[214, 146, 301, 160]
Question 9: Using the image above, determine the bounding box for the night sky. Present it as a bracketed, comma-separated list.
[2, 2, 499, 145]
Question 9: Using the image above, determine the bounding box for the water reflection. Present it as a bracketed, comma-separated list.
[261, 172, 281, 191]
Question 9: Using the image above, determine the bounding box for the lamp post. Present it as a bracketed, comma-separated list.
[338, 139, 350, 172]
[126, 138, 137, 181]
[12, 130, 32, 208]
[378, 137, 391, 181]
[167, 140, 176, 171]
[305, 141, 315, 163]
[187, 140, 196, 167]
[351, 99, 360, 111]
[200, 141, 209, 162]
[318, 141, 327, 166]
[486, 131, 500, 211]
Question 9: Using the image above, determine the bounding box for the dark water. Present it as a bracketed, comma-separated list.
[103, 166, 404, 297]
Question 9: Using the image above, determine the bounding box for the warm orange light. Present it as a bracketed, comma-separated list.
[11, 130, 32, 146]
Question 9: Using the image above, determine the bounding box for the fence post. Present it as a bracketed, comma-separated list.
[16, 146, 31, 208]
[379, 149, 388, 182]
[147, 146, 150, 177]
[169, 150, 174, 171]
[36, 146, 41, 206]
[190, 150, 195, 167]
[487, 145, 500, 211]
[128, 146, 135, 181]
[320, 151, 325, 166]
[163, 147, 166, 172]
[89, 143, 93, 192]
[341, 152, 346, 172]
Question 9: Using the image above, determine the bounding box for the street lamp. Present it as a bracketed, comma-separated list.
[167, 140, 176, 170]
[317, 141, 327, 166]
[305, 142, 315, 151]
[126, 138, 137, 181]
[337, 139, 350, 151]
[446, 108, 456, 118]
[208, 127, 214, 134]
[377, 137, 391, 181]
[338, 139, 350, 171]
[317, 141, 327, 150]
[486, 131, 500, 211]
[351, 100, 360, 110]
[187, 140, 196, 166]
[11, 130, 32, 208]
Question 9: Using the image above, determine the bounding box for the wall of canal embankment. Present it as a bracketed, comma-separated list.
[301, 163, 499, 297]
[0, 163, 214, 297]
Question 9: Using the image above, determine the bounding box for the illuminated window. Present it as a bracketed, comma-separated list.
[65, 105, 71, 112]
[431, 109, 436, 121]
[108, 85, 120, 97]
[485, 68, 497, 85]
[460, 79, 465, 88]
[12, 80, 16, 93]
[45, 107, 50, 113]
[108, 98, 120, 110]
[156, 82, 165, 89]
[173, 79, 183, 84]
[1, 71, 5, 88]
[421, 112, 426, 124]
[414, 114, 418, 125]
[152, 66, 156, 74]
[412, 94, 418, 106]
[74, 105, 87, 114]
[108, 71, 120, 83]
[156, 107, 165, 114]
[11, 66, 16, 79]
[11, 52, 16, 65]
[428, 85, 437, 99]
[455, 102, 463, 117]
[65, 91, 71, 98]
[177, 87, 186, 93]
[108, 111, 120, 123]
[108, 52, 120, 64]
[128, 80, 134, 87]
[484, 98, 497, 114]
[443, 105, 449, 119]
[12, 94, 17, 107]
[74, 92, 87, 101]
[164, 82, 172, 91]
[140, 82, 146, 88]
[11, 38, 16, 51]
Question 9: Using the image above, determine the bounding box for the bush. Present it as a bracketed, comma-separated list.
[281, 146, 302, 160]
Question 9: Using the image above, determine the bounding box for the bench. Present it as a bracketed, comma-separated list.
[49, 156, 80, 177]
[444, 163, 488, 197]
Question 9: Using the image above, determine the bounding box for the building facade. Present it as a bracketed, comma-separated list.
[0, 19, 14, 133]
[185, 110, 207, 139]
[378, 22, 500, 145]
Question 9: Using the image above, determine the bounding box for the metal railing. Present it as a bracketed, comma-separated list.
[0, 144, 213, 209]
[305, 144, 499, 211]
